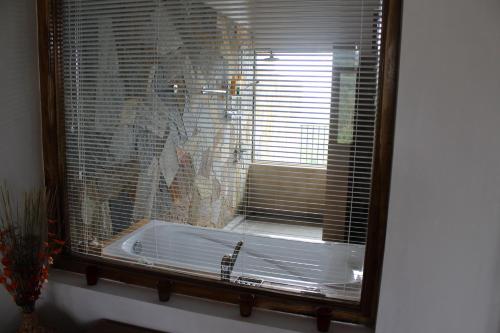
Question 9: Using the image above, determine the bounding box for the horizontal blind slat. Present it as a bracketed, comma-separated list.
[62, 0, 383, 302]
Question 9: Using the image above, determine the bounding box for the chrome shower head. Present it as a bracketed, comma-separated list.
[263, 50, 279, 61]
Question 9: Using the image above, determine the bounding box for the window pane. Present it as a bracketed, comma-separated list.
[61, 0, 384, 303]
[254, 53, 333, 166]
[338, 72, 357, 144]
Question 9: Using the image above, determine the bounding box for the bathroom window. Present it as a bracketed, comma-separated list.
[254, 51, 359, 166]
[39, 0, 400, 324]
[254, 52, 334, 166]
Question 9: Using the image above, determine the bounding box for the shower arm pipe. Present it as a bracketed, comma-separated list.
[201, 89, 228, 95]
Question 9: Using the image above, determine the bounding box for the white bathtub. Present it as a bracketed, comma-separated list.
[103, 220, 365, 299]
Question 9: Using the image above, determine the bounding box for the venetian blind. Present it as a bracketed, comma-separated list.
[62, 0, 383, 301]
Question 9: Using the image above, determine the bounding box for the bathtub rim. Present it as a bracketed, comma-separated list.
[101, 219, 365, 298]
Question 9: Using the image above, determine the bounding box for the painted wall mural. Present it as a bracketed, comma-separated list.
[69, 2, 254, 250]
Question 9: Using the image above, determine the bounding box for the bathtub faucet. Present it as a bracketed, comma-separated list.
[221, 240, 243, 282]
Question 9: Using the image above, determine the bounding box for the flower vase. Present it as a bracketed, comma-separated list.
[17, 306, 54, 333]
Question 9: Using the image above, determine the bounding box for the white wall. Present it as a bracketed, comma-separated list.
[376, 0, 500, 332]
[0, 0, 43, 332]
[39, 270, 369, 333]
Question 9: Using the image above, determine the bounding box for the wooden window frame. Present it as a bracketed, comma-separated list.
[37, 0, 402, 326]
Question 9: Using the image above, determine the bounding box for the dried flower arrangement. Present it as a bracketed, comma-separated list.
[0, 185, 64, 314]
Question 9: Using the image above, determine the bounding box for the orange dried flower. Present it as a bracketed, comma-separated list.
[52, 239, 65, 246]
[1, 257, 11, 266]
[6, 282, 16, 292]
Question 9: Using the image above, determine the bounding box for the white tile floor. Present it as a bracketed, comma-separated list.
[225, 218, 323, 240]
